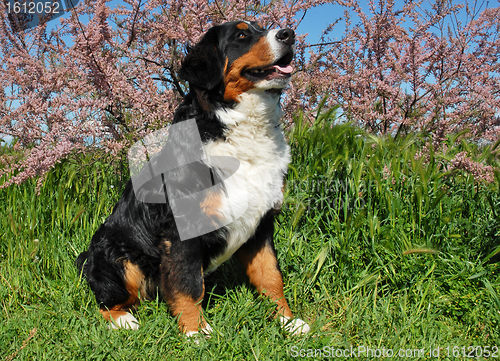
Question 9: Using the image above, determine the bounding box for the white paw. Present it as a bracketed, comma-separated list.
[109, 313, 140, 330]
[185, 330, 199, 337]
[185, 324, 213, 344]
[279, 316, 311, 335]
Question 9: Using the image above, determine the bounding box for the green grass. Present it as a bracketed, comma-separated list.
[1, 108, 500, 360]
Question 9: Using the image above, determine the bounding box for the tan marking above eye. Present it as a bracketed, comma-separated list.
[237, 22, 249, 30]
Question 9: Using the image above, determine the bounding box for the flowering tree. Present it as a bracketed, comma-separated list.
[0, 0, 499, 187]
[297, 0, 500, 141]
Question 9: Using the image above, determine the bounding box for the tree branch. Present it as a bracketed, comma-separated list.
[127, 0, 143, 48]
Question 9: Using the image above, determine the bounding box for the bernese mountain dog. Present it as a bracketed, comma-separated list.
[76, 20, 310, 337]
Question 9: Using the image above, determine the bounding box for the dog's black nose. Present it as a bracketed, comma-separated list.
[276, 28, 295, 46]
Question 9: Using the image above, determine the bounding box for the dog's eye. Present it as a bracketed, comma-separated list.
[237, 32, 247, 39]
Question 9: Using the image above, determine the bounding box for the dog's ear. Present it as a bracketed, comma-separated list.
[179, 27, 224, 90]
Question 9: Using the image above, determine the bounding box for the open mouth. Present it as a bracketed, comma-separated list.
[244, 52, 294, 81]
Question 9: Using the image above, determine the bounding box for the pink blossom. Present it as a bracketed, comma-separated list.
[448, 151, 495, 183]
[0, 0, 499, 186]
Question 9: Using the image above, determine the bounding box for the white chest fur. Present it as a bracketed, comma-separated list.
[204, 91, 290, 272]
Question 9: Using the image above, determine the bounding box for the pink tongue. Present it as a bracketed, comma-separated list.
[272, 64, 293, 74]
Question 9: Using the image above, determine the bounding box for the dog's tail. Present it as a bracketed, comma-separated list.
[75, 251, 89, 274]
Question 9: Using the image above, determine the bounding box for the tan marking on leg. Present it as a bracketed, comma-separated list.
[168, 287, 206, 333]
[99, 309, 129, 322]
[99, 309, 139, 330]
[160, 243, 206, 333]
[237, 244, 293, 318]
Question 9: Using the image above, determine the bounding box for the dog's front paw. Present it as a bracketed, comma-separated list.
[185, 324, 213, 344]
[109, 313, 140, 330]
[279, 316, 310, 335]
[185, 323, 213, 337]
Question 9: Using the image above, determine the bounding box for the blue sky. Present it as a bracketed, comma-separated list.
[294, 1, 486, 44]
[296, 3, 345, 43]
[41, 0, 479, 48]
[22, 0, 486, 45]
[41, 1, 345, 44]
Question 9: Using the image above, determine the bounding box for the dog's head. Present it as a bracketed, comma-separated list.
[179, 21, 295, 102]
